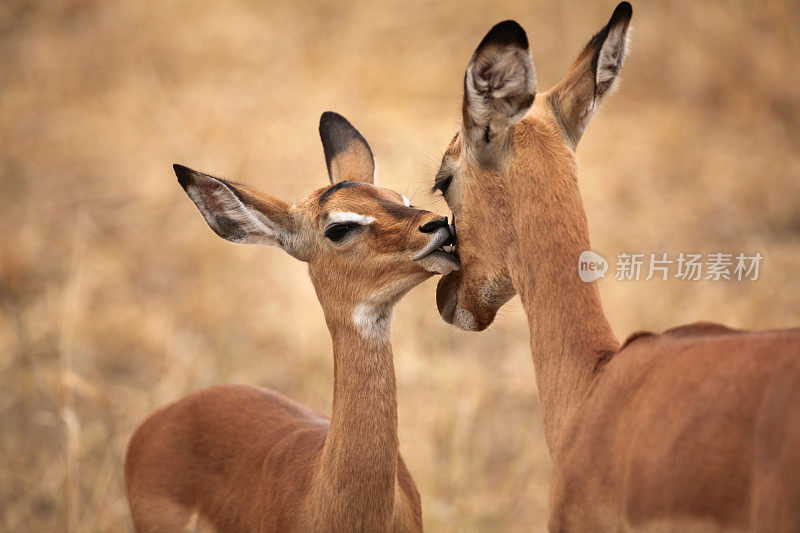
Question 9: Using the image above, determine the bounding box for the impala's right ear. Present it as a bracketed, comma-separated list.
[174, 164, 309, 260]
[550, 2, 632, 149]
[319, 112, 375, 185]
[463, 20, 536, 147]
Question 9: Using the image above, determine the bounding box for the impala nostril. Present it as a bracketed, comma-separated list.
[419, 217, 449, 234]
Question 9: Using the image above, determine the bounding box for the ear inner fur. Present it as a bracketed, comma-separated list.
[463, 20, 537, 146]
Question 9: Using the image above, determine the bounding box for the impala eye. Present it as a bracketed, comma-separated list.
[432, 174, 453, 197]
[325, 223, 359, 243]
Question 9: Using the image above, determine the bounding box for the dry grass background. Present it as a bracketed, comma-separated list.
[1, 0, 799, 530]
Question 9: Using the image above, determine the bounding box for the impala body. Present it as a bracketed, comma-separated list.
[125, 112, 459, 532]
[433, 3, 800, 531]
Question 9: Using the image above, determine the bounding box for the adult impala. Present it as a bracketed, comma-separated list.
[433, 3, 800, 531]
[125, 112, 459, 532]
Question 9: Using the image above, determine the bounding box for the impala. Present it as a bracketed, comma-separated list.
[125, 112, 459, 532]
[433, 3, 800, 531]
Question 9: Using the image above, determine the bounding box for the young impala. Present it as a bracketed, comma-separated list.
[125, 112, 459, 532]
[433, 3, 800, 531]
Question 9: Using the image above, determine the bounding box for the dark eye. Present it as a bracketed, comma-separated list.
[432, 174, 453, 197]
[325, 223, 359, 243]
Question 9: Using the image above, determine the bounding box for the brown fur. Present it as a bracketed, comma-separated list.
[435, 4, 800, 531]
[126, 114, 455, 531]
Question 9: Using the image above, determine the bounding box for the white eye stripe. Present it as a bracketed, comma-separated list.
[326, 212, 375, 226]
[401, 195, 411, 207]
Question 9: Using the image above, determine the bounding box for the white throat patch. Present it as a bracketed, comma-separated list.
[352, 304, 393, 341]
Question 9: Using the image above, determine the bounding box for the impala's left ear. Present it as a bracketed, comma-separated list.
[550, 2, 632, 149]
[319, 112, 375, 185]
[174, 164, 310, 260]
[463, 20, 537, 147]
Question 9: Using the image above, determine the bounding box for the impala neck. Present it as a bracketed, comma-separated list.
[507, 137, 619, 455]
[314, 303, 398, 529]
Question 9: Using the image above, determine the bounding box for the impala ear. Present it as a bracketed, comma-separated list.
[319, 112, 375, 185]
[174, 164, 309, 260]
[550, 2, 632, 149]
[463, 20, 536, 146]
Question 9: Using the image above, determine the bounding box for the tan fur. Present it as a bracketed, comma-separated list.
[435, 5, 800, 531]
[126, 116, 456, 531]
[327, 141, 375, 184]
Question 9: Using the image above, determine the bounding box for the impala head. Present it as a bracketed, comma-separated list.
[176, 112, 459, 335]
[434, 2, 632, 331]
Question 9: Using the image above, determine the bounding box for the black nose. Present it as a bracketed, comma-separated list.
[420, 217, 456, 246]
[419, 217, 449, 234]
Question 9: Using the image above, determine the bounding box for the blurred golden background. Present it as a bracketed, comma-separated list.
[1, 0, 799, 530]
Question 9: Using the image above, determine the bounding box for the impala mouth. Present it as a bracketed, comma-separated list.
[413, 226, 460, 275]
